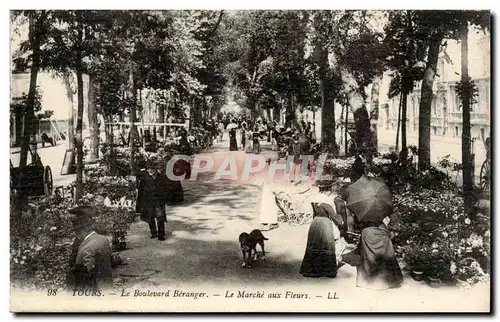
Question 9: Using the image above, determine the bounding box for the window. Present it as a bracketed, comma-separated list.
[481, 128, 485, 142]
[455, 126, 459, 137]
[432, 126, 437, 135]
[432, 95, 437, 115]
[454, 87, 461, 111]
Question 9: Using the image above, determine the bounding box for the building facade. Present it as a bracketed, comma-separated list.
[10, 72, 90, 147]
[378, 30, 491, 143]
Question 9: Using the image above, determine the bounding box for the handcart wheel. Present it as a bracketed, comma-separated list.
[479, 159, 490, 192]
[44, 166, 53, 196]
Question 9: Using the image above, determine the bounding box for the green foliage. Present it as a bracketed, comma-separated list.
[11, 86, 43, 114]
[10, 196, 75, 290]
[384, 10, 427, 99]
[455, 76, 479, 107]
[393, 189, 490, 282]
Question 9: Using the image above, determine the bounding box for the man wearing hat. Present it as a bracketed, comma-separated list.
[69, 205, 112, 290]
[136, 159, 166, 240]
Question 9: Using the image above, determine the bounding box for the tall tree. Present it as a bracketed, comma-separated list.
[384, 10, 426, 161]
[455, 11, 490, 214]
[87, 73, 99, 160]
[327, 11, 388, 159]
[11, 10, 50, 167]
[412, 10, 489, 173]
[369, 74, 382, 154]
[459, 23, 473, 214]
[417, 31, 441, 171]
[60, 71, 76, 150]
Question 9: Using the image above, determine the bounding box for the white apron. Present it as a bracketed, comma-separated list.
[260, 183, 278, 224]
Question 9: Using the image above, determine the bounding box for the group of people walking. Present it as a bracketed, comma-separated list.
[226, 118, 268, 153]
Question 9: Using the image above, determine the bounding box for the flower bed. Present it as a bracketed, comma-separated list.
[313, 152, 490, 287]
[11, 176, 137, 291]
[10, 196, 75, 291]
[392, 189, 490, 285]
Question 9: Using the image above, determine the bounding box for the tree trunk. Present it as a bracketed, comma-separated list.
[396, 93, 402, 151]
[344, 105, 349, 155]
[139, 88, 145, 149]
[339, 66, 372, 158]
[19, 12, 44, 167]
[401, 92, 408, 160]
[104, 113, 112, 147]
[340, 105, 344, 149]
[370, 75, 382, 155]
[273, 106, 280, 123]
[319, 46, 336, 153]
[128, 68, 137, 174]
[460, 23, 474, 215]
[104, 113, 116, 174]
[61, 72, 75, 150]
[285, 93, 294, 128]
[74, 25, 84, 201]
[88, 74, 99, 161]
[418, 34, 442, 171]
[158, 101, 165, 124]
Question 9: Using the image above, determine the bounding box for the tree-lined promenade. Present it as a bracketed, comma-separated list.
[9, 10, 491, 307]
[11, 10, 490, 212]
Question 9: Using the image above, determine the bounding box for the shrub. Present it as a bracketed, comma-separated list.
[10, 196, 75, 290]
[393, 189, 490, 284]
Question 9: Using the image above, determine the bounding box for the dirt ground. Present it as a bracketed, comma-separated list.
[108, 133, 490, 312]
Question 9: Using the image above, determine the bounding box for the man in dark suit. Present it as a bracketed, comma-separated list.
[136, 160, 165, 240]
[153, 164, 169, 239]
[69, 205, 113, 291]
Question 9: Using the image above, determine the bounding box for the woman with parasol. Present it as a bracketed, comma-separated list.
[299, 201, 344, 278]
[347, 175, 403, 290]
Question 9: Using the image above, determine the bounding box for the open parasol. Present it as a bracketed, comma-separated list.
[347, 175, 393, 223]
[226, 123, 238, 130]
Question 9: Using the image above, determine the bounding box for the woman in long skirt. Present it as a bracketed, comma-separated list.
[356, 219, 403, 290]
[300, 203, 344, 278]
[229, 128, 238, 151]
[245, 130, 253, 153]
[252, 128, 261, 154]
[259, 182, 279, 231]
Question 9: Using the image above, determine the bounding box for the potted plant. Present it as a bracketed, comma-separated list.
[403, 245, 428, 282]
[423, 248, 454, 288]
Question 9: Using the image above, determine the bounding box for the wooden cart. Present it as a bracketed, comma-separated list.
[10, 145, 53, 198]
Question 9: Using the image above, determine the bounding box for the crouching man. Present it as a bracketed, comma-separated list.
[68, 205, 113, 292]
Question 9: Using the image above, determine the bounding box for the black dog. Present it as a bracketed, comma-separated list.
[238, 229, 268, 268]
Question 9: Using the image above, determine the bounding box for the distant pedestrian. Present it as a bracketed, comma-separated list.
[229, 128, 238, 151]
[350, 154, 365, 183]
[252, 125, 261, 154]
